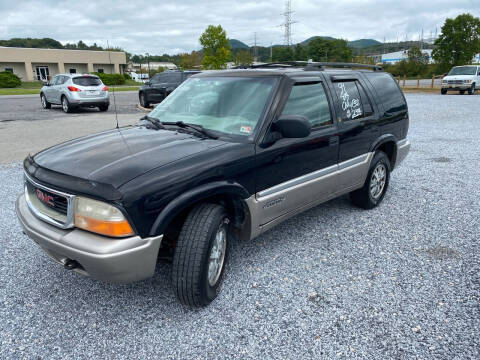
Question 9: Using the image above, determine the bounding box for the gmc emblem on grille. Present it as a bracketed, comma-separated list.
[36, 189, 54, 206]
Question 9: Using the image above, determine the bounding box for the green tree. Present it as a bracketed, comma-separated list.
[180, 51, 203, 69]
[199, 25, 231, 69]
[407, 46, 428, 76]
[294, 44, 307, 61]
[272, 46, 294, 62]
[307, 38, 352, 62]
[432, 13, 480, 71]
[234, 50, 254, 66]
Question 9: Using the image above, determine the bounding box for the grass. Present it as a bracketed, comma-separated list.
[0, 84, 139, 95]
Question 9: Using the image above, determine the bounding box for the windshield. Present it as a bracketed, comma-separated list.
[448, 66, 477, 76]
[148, 76, 278, 137]
[73, 76, 102, 86]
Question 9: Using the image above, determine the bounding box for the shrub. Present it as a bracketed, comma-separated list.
[91, 72, 126, 86]
[0, 71, 21, 88]
[123, 73, 131, 80]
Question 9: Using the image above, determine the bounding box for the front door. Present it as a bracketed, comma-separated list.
[36, 66, 50, 81]
[254, 78, 339, 226]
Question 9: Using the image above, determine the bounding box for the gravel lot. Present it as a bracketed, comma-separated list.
[1, 93, 479, 359]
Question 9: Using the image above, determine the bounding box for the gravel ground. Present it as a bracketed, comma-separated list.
[1, 93, 479, 359]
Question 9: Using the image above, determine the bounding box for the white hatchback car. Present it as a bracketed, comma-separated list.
[40, 74, 110, 112]
[441, 65, 480, 95]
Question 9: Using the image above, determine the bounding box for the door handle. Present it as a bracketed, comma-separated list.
[329, 136, 339, 146]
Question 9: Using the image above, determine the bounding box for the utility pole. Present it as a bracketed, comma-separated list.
[146, 53, 150, 78]
[270, 42, 273, 62]
[281, 0, 297, 46]
[253, 32, 258, 62]
[421, 28, 424, 50]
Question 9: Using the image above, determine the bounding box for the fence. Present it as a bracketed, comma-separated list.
[395, 75, 443, 89]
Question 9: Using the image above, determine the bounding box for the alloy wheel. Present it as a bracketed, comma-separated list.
[370, 163, 386, 200]
[208, 224, 227, 286]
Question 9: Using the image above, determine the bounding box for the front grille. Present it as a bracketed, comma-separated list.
[24, 173, 75, 229]
[447, 80, 463, 85]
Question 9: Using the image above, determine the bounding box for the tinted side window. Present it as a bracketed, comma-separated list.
[281, 83, 332, 128]
[334, 81, 366, 121]
[151, 74, 163, 84]
[172, 73, 182, 82]
[367, 73, 406, 114]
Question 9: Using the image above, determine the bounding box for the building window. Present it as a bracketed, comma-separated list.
[5, 68, 14, 73]
[97, 68, 104, 73]
[69, 68, 76, 74]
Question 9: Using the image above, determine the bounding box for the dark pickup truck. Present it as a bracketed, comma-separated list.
[16, 62, 410, 307]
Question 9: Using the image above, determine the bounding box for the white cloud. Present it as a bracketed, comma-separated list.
[0, 0, 478, 54]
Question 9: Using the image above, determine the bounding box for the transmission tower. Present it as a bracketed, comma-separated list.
[281, 0, 297, 46]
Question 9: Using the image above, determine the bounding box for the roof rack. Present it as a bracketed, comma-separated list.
[249, 61, 383, 72]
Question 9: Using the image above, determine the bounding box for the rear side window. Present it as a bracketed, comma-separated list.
[281, 83, 332, 128]
[333, 80, 373, 121]
[367, 73, 406, 114]
[72, 76, 102, 86]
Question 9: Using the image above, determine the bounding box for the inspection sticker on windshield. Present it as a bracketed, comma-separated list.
[240, 125, 252, 134]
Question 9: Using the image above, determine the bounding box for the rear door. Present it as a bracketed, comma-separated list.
[326, 75, 378, 192]
[254, 76, 340, 225]
[44, 75, 59, 103]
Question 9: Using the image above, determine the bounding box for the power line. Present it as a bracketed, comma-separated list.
[280, 0, 297, 46]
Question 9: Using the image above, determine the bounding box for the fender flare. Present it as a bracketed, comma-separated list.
[369, 134, 398, 168]
[149, 181, 250, 236]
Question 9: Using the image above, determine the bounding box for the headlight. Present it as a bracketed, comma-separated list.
[74, 197, 134, 237]
[464, 79, 472, 83]
[442, 80, 447, 84]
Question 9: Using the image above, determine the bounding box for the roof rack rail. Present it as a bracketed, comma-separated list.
[249, 61, 383, 72]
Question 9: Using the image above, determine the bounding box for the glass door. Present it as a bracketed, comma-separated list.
[35, 66, 50, 81]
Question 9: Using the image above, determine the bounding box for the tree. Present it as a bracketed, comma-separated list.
[433, 13, 480, 71]
[180, 51, 203, 69]
[294, 44, 307, 61]
[234, 50, 254, 66]
[307, 38, 352, 62]
[272, 46, 294, 62]
[199, 25, 231, 69]
[407, 46, 428, 76]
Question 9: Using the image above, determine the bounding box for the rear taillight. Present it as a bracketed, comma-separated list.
[102, 86, 109, 91]
[67, 86, 81, 92]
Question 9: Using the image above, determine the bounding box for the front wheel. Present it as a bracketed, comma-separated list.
[172, 203, 230, 307]
[98, 105, 109, 112]
[40, 93, 51, 109]
[350, 151, 391, 209]
[468, 84, 476, 95]
[440, 88, 447, 95]
[459, 90, 465, 95]
[139, 92, 149, 108]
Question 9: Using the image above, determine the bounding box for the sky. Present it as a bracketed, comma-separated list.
[0, 0, 479, 55]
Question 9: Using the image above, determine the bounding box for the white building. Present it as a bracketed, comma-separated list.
[128, 62, 177, 72]
[381, 49, 434, 64]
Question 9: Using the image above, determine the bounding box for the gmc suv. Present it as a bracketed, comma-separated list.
[138, 70, 200, 107]
[16, 62, 410, 307]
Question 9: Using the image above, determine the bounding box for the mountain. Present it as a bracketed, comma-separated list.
[347, 39, 382, 48]
[300, 36, 335, 45]
[230, 39, 249, 49]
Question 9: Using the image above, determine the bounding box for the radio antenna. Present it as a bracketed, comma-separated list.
[107, 40, 119, 129]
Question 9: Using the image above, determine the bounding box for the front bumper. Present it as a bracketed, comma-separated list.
[441, 85, 470, 90]
[16, 193, 162, 283]
[395, 139, 410, 167]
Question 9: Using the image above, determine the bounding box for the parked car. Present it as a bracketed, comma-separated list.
[40, 74, 109, 113]
[138, 70, 200, 107]
[441, 65, 480, 95]
[17, 62, 410, 307]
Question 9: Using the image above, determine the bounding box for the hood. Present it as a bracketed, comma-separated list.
[443, 75, 476, 80]
[33, 126, 227, 188]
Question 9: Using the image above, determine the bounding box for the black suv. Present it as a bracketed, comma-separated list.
[16, 62, 410, 307]
[138, 70, 200, 107]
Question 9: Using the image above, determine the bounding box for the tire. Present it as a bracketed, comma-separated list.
[98, 105, 109, 112]
[440, 88, 447, 95]
[172, 203, 230, 307]
[459, 90, 465, 95]
[61, 96, 72, 113]
[139, 92, 149, 108]
[468, 83, 475, 95]
[40, 93, 51, 109]
[350, 151, 391, 210]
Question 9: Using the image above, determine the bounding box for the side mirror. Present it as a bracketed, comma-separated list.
[43, 81, 50, 86]
[145, 81, 151, 85]
[274, 115, 311, 138]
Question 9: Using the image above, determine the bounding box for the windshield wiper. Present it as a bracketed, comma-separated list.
[163, 121, 219, 139]
[140, 115, 165, 130]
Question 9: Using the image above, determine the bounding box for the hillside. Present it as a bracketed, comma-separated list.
[348, 38, 382, 48]
[230, 39, 249, 49]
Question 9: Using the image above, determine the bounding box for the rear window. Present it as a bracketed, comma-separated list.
[366, 73, 406, 114]
[72, 76, 102, 86]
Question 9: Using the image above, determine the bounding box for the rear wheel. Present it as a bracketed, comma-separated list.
[139, 92, 149, 108]
[61, 96, 72, 113]
[172, 203, 230, 307]
[350, 151, 391, 209]
[440, 88, 447, 95]
[40, 93, 51, 109]
[98, 105, 109, 112]
[468, 83, 476, 95]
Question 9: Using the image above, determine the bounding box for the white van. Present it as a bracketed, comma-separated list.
[441, 65, 480, 95]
